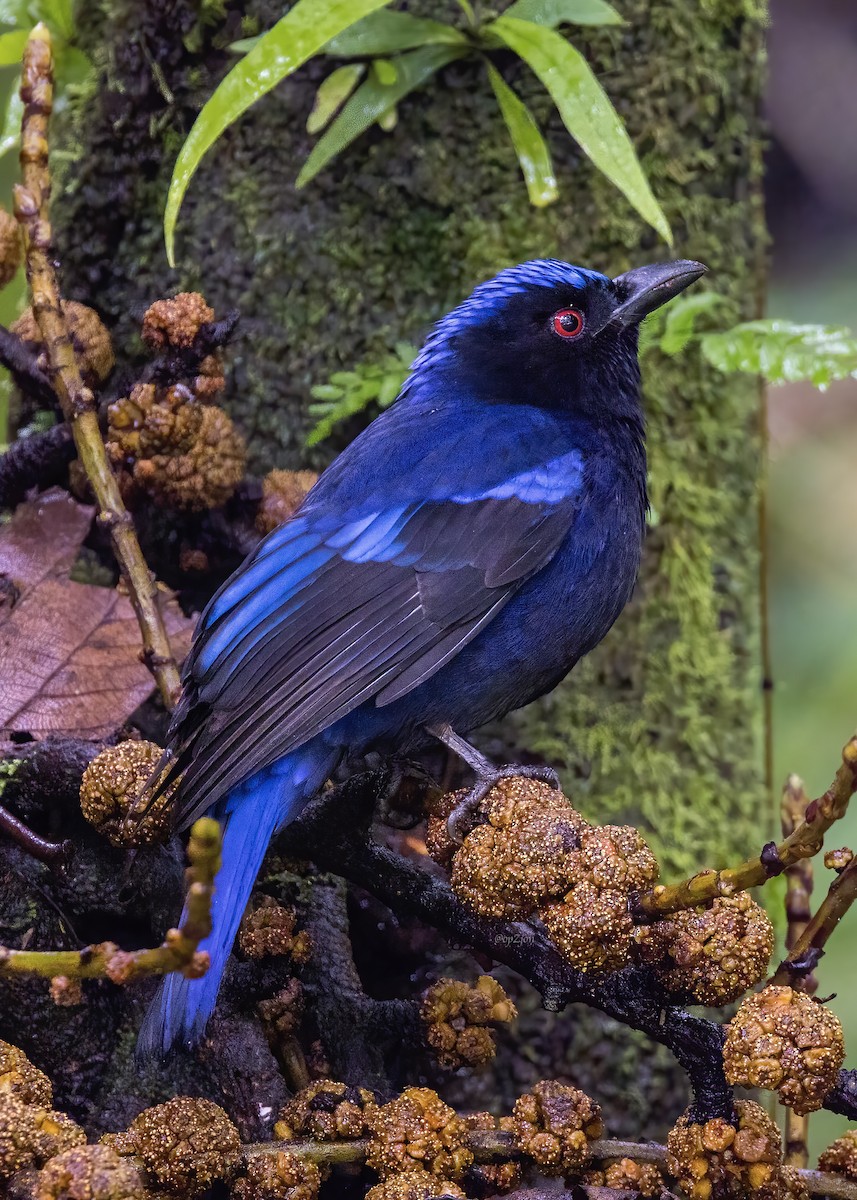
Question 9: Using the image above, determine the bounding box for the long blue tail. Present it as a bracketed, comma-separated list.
[137, 743, 335, 1059]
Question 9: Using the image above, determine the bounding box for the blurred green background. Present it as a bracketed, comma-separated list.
[766, 0, 857, 1155]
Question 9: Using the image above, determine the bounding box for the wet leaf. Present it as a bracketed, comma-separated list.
[503, 0, 623, 26]
[325, 9, 467, 57]
[489, 16, 671, 242]
[658, 291, 734, 355]
[164, 0, 393, 266]
[0, 490, 194, 739]
[296, 43, 465, 189]
[306, 63, 365, 134]
[487, 62, 557, 208]
[700, 320, 857, 388]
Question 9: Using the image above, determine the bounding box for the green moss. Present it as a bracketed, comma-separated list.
[55, 0, 765, 902]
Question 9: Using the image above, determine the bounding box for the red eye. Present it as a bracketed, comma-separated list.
[552, 307, 584, 338]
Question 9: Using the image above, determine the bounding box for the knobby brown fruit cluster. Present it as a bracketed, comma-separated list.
[427, 777, 775, 1002]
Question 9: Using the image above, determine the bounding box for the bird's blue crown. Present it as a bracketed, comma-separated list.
[408, 259, 611, 379]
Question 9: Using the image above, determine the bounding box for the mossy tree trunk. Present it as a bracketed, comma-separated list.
[2, 0, 768, 1133]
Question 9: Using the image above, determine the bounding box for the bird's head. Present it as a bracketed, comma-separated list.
[412, 258, 706, 419]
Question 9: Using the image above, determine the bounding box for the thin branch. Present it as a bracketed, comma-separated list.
[13, 24, 181, 710]
[637, 733, 857, 917]
[780, 775, 815, 1169]
[239, 1131, 857, 1200]
[0, 817, 220, 981]
[770, 854, 857, 989]
[0, 801, 71, 866]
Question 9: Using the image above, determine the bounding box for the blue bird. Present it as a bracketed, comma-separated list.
[137, 256, 705, 1057]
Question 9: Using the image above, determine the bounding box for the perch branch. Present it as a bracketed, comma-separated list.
[239, 1131, 857, 1199]
[301, 877, 421, 1093]
[0, 817, 220, 981]
[12, 25, 181, 709]
[0, 801, 71, 866]
[285, 772, 735, 1123]
[637, 733, 857, 917]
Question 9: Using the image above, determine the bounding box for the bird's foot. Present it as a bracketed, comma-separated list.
[426, 723, 560, 844]
[446, 762, 561, 845]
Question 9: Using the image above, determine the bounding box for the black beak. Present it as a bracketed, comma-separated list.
[609, 259, 707, 328]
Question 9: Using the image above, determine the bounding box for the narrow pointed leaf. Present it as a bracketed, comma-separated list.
[164, 0, 393, 266]
[489, 16, 671, 242]
[326, 10, 468, 57]
[487, 62, 557, 207]
[307, 63, 365, 134]
[503, 0, 622, 26]
[297, 43, 466, 189]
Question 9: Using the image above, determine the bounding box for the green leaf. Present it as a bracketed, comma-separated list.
[326, 9, 467, 57]
[306, 63, 365, 134]
[658, 291, 733, 355]
[164, 0, 394, 267]
[297, 42, 466, 188]
[0, 29, 27, 64]
[503, 0, 623, 27]
[0, 81, 22, 158]
[486, 62, 557, 208]
[700, 320, 857, 388]
[33, 0, 74, 39]
[489, 16, 671, 242]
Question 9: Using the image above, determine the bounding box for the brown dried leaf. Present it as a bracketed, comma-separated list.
[0, 489, 193, 738]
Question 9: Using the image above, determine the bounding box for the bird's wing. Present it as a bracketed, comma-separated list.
[158, 410, 586, 826]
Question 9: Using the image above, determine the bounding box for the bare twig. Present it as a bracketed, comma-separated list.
[780, 774, 815, 1169]
[0, 801, 71, 866]
[637, 734, 857, 917]
[12, 25, 181, 709]
[771, 854, 857, 990]
[0, 816, 220, 981]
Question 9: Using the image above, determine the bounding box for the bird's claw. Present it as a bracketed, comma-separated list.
[446, 762, 561, 844]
